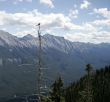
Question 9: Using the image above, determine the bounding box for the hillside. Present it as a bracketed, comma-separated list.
[65, 65, 110, 102]
[0, 30, 110, 99]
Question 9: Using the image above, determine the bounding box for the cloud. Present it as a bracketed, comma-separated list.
[93, 19, 110, 27]
[93, 8, 110, 18]
[80, 0, 90, 9]
[69, 9, 79, 19]
[64, 20, 110, 43]
[0, 6, 110, 44]
[82, 23, 97, 32]
[91, 8, 110, 28]
[40, 0, 54, 8]
[64, 31, 110, 44]
[15, 29, 36, 37]
[0, 10, 82, 36]
[1, 9, 109, 43]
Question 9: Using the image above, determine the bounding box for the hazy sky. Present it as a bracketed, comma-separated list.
[0, 0, 110, 43]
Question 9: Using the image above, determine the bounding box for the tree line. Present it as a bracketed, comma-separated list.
[6, 64, 110, 102]
[48, 65, 110, 102]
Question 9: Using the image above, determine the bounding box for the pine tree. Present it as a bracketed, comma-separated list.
[65, 65, 110, 102]
[49, 77, 63, 102]
[78, 64, 93, 102]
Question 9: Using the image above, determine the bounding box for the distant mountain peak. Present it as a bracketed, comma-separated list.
[0, 30, 12, 36]
[43, 33, 54, 37]
[43, 34, 64, 40]
[22, 34, 35, 40]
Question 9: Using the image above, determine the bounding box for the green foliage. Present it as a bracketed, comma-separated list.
[49, 77, 64, 102]
[78, 64, 93, 102]
[92, 66, 110, 102]
[42, 96, 52, 102]
[65, 65, 110, 102]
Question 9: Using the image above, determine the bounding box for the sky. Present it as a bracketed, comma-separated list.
[0, 0, 110, 43]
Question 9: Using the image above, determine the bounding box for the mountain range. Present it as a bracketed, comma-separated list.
[0, 30, 110, 100]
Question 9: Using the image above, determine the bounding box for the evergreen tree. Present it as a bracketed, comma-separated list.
[65, 65, 110, 102]
[78, 64, 93, 102]
[49, 77, 63, 102]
